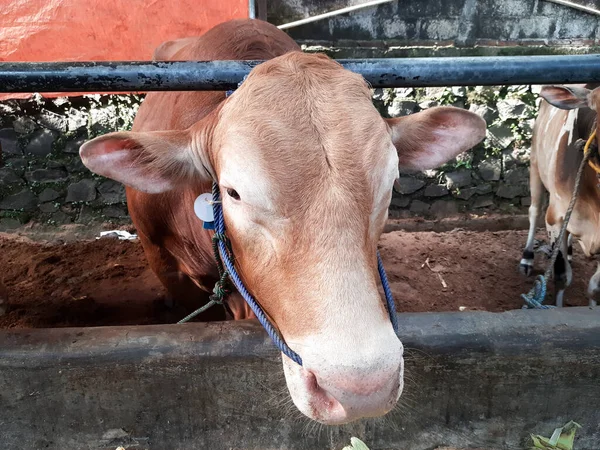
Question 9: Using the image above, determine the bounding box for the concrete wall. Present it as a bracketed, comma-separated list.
[271, 0, 600, 47]
[2, 309, 600, 450]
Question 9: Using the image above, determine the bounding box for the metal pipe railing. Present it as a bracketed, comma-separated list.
[1, 54, 599, 93]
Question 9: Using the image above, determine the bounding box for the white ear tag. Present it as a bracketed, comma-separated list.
[194, 193, 214, 223]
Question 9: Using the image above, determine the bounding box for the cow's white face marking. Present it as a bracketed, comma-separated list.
[218, 130, 277, 214]
[560, 109, 578, 144]
[280, 244, 403, 424]
[545, 107, 559, 133]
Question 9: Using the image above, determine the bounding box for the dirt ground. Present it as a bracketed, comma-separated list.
[0, 226, 594, 329]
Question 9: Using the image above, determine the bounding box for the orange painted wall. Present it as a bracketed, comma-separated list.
[0, 0, 248, 99]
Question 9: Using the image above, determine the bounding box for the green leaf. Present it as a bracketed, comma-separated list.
[342, 437, 370, 450]
[530, 421, 582, 450]
[556, 421, 582, 450]
[531, 434, 554, 449]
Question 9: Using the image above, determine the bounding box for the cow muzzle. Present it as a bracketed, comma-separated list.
[281, 334, 404, 425]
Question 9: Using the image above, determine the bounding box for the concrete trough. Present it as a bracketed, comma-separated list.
[1, 308, 599, 450]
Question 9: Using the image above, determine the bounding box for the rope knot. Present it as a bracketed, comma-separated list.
[212, 232, 227, 243]
[521, 275, 554, 309]
[209, 271, 230, 305]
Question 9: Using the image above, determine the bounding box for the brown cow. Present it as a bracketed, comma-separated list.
[80, 19, 486, 424]
[520, 84, 600, 308]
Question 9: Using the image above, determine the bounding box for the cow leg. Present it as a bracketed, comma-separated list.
[587, 263, 600, 308]
[520, 161, 545, 276]
[546, 212, 572, 308]
[553, 238, 569, 308]
[567, 233, 573, 262]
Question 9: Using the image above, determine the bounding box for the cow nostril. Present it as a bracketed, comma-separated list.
[303, 369, 345, 410]
[304, 369, 334, 399]
[305, 370, 320, 391]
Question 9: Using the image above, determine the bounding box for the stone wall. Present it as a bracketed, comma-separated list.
[0, 86, 536, 229]
[375, 84, 538, 219]
[1, 0, 597, 229]
[0, 85, 535, 228]
[0, 95, 142, 229]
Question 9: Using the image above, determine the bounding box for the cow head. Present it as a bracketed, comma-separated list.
[80, 52, 486, 424]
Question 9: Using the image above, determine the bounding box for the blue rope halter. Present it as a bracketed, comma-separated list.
[179, 84, 398, 365]
[195, 183, 399, 366]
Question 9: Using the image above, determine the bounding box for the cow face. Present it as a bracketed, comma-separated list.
[80, 52, 486, 424]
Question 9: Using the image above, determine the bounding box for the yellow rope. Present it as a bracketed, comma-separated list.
[584, 129, 600, 173]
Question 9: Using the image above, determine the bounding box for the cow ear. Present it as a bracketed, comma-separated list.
[153, 37, 196, 61]
[385, 106, 486, 171]
[79, 127, 213, 194]
[539, 85, 590, 110]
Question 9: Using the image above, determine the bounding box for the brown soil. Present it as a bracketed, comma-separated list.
[379, 229, 593, 313]
[0, 228, 593, 329]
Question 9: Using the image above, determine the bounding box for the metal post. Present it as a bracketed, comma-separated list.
[256, 0, 267, 21]
[1, 54, 600, 92]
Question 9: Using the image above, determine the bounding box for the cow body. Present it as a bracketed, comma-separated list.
[521, 84, 600, 307]
[80, 19, 486, 424]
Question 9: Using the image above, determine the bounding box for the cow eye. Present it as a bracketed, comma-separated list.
[226, 188, 241, 201]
